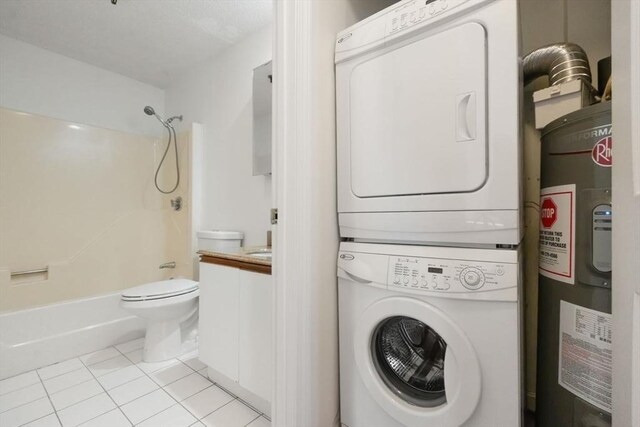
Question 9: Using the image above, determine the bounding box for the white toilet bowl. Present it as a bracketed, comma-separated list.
[120, 279, 199, 362]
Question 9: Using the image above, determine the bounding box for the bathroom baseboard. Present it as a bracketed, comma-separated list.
[0, 292, 145, 380]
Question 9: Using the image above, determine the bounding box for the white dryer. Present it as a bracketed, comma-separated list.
[336, 0, 522, 246]
[337, 242, 522, 427]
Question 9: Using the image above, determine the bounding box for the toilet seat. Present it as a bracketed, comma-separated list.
[121, 279, 199, 302]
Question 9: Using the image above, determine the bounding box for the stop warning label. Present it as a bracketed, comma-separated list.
[539, 184, 576, 284]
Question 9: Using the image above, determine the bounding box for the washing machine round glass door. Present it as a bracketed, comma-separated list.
[354, 297, 482, 427]
[372, 316, 447, 408]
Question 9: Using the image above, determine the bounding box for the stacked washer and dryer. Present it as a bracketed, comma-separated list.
[335, 1, 523, 426]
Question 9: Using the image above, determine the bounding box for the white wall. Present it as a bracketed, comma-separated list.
[0, 34, 165, 136]
[166, 26, 272, 247]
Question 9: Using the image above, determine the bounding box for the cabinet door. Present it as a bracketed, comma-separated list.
[238, 270, 272, 402]
[199, 263, 240, 382]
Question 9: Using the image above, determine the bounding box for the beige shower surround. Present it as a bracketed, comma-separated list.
[0, 108, 192, 312]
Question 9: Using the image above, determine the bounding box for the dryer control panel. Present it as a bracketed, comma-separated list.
[385, 0, 472, 37]
[387, 255, 516, 293]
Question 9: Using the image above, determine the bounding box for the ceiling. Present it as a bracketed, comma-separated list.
[0, 0, 272, 88]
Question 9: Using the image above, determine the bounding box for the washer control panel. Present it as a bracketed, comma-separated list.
[387, 255, 515, 293]
[385, 0, 471, 37]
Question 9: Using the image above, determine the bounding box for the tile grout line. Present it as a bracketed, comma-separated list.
[44, 378, 102, 413]
[129, 358, 204, 425]
[76, 347, 135, 427]
[2, 364, 85, 397]
[38, 345, 177, 426]
[0, 384, 51, 416]
[170, 359, 263, 424]
[0, 366, 100, 419]
[149, 357, 238, 423]
[9, 341, 264, 427]
[205, 378, 264, 418]
[33, 368, 64, 427]
[4, 342, 147, 426]
[196, 397, 238, 423]
[158, 367, 221, 425]
[244, 413, 262, 427]
[40, 349, 124, 381]
[111, 344, 203, 426]
[172, 362, 245, 422]
[10, 348, 128, 399]
[0, 377, 42, 398]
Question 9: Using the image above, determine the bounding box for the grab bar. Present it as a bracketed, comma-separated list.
[10, 267, 48, 277]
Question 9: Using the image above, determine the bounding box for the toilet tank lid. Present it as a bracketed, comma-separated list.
[122, 279, 199, 299]
[196, 230, 244, 240]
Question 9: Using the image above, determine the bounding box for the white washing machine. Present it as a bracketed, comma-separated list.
[336, 0, 522, 246]
[337, 242, 522, 427]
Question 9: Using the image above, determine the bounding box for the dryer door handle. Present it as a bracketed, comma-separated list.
[456, 92, 476, 141]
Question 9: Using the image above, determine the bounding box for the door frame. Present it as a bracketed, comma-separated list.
[272, 0, 340, 425]
[611, 0, 640, 426]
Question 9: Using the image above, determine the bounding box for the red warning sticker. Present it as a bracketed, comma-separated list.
[539, 184, 576, 284]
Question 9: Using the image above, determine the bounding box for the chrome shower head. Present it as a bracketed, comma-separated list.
[143, 105, 169, 127]
[144, 106, 182, 129]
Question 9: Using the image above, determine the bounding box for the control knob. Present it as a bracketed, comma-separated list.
[460, 267, 485, 290]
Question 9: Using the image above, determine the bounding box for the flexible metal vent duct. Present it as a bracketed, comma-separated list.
[523, 43, 592, 86]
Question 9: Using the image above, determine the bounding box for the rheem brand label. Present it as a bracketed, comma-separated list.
[591, 136, 612, 167]
[539, 184, 576, 284]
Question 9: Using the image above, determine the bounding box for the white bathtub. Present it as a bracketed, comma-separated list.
[0, 292, 145, 379]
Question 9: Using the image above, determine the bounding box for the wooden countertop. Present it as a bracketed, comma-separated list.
[198, 247, 272, 275]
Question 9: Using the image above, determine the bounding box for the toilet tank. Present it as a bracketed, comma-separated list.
[196, 230, 244, 253]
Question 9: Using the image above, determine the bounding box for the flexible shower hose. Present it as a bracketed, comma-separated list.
[154, 123, 180, 194]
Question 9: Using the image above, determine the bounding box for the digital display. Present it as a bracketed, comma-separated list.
[428, 267, 443, 274]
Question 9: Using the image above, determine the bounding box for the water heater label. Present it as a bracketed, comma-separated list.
[591, 136, 613, 167]
[539, 184, 576, 284]
[558, 300, 612, 413]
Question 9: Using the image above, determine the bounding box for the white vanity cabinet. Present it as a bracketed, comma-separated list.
[198, 260, 272, 406]
[199, 262, 240, 381]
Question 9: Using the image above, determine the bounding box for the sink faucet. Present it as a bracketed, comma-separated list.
[159, 262, 176, 269]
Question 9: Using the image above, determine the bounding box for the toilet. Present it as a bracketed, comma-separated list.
[120, 279, 199, 362]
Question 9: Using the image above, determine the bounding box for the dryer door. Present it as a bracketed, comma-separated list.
[349, 22, 487, 198]
[354, 296, 481, 427]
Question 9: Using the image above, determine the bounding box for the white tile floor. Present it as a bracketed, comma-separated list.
[0, 338, 269, 427]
